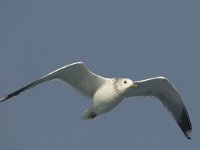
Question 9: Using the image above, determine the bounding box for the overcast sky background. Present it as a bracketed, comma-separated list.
[0, 0, 200, 150]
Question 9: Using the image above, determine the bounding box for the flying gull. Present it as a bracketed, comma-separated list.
[0, 62, 192, 139]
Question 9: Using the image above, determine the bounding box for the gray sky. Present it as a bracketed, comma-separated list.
[0, 0, 200, 149]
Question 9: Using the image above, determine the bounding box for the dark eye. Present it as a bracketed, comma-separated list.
[124, 81, 127, 84]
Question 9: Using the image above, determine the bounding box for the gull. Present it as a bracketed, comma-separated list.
[0, 62, 192, 139]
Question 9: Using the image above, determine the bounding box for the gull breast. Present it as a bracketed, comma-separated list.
[92, 82, 123, 115]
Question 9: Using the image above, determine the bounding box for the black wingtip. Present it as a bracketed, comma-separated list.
[0, 89, 22, 102]
[0, 93, 14, 102]
[185, 130, 192, 139]
[0, 80, 39, 103]
[177, 108, 192, 139]
[0, 97, 7, 102]
[0, 94, 17, 102]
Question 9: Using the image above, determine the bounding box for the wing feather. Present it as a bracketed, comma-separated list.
[0, 62, 107, 102]
[55, 62, 107, 97]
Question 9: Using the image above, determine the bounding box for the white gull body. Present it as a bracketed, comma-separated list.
[0, 62, 192, 139]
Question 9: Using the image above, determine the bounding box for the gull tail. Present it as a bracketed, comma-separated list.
[80, 108, 97, 120]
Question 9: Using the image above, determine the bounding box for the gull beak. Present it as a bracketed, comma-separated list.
[131, 83, 138, 88]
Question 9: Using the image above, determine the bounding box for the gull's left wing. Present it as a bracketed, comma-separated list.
[125, 76, 192, 139]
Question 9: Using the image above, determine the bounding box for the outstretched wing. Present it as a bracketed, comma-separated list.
[125, 76, 192, 139]
[0, 62, 107, 102]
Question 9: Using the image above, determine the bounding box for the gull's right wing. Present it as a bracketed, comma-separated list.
[0, 62, 107, 102]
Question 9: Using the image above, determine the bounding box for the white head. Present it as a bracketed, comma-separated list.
[113, 78, 137, 94]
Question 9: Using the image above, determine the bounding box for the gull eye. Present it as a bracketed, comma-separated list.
[124, 80, 127, 84]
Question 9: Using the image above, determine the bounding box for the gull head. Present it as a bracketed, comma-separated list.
[114, 78, 137, 94]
